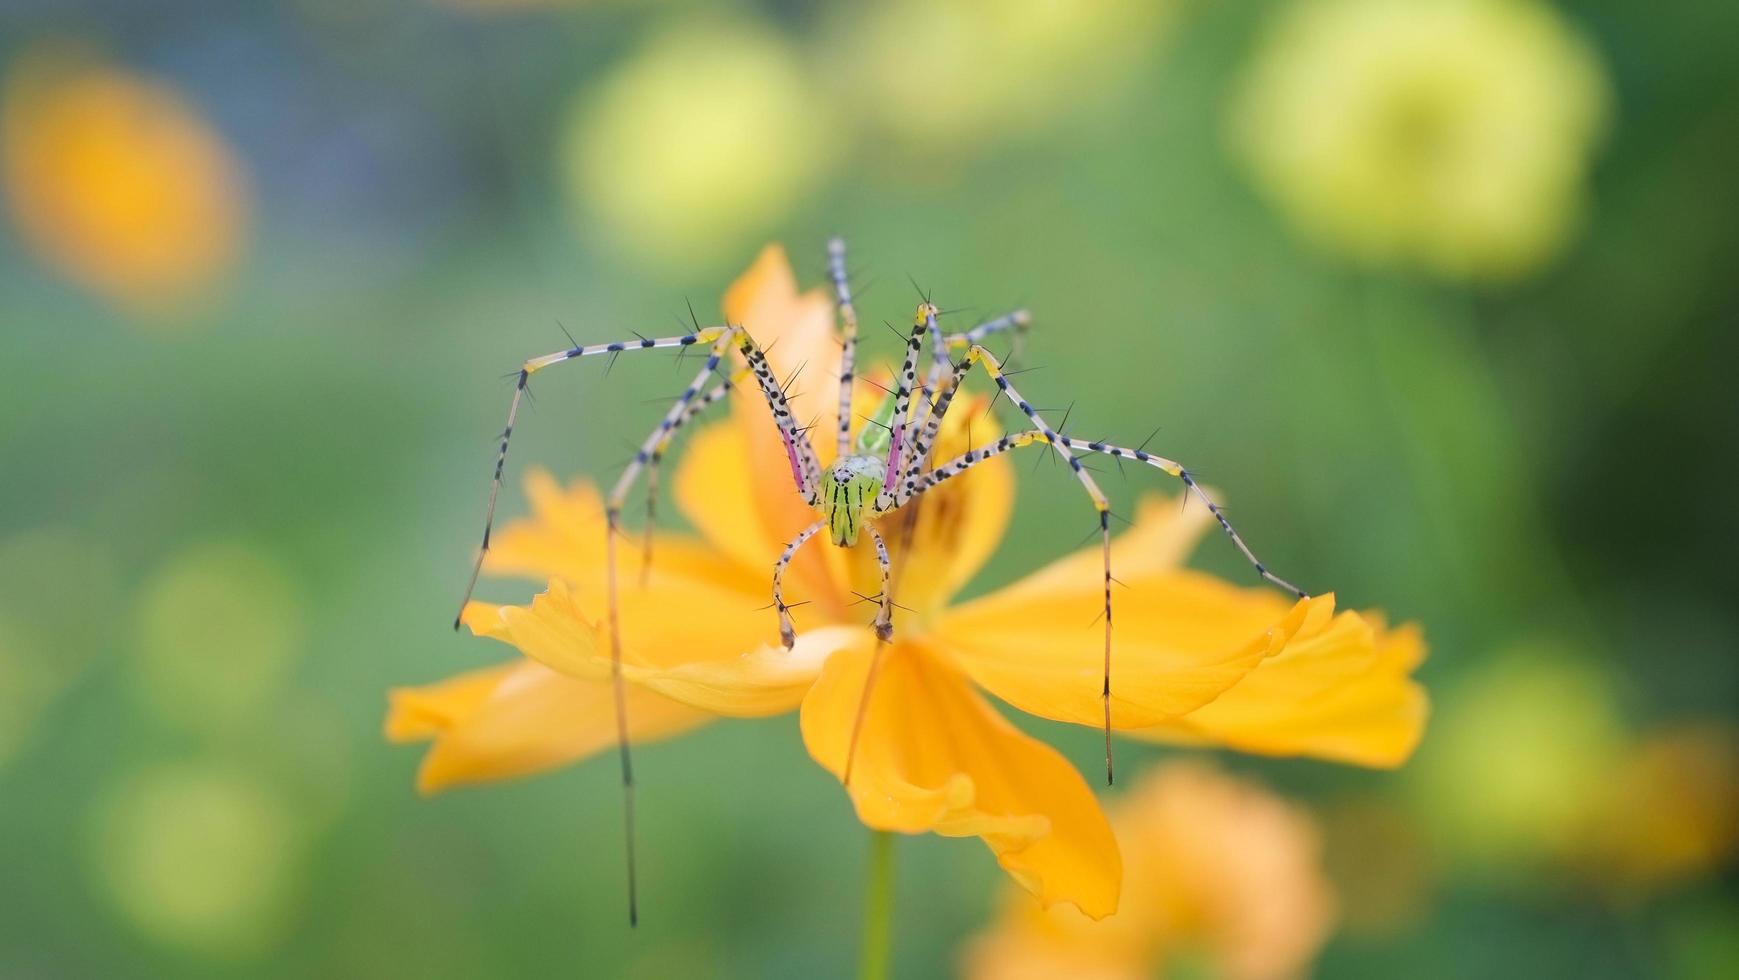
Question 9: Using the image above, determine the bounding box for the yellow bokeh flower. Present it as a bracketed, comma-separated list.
[964, 760, 1337, 980]
[1232, 0, 1608, 282]
[833, 0, 1177, 149]
[88, 761, 304, 955]
[563, 20, 832, 267]
[1, 47, 248, 315]
[388, 245, 1427, 917]
[1573, 723, 1739, 892]
[1420, 648, 1738, 894]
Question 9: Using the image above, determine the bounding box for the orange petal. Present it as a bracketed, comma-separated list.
[990, 492, 1216, 598]
[800, 640, 1121, 919]
[386, 659, 710, 794]
[385, 662, 503, 742]
[631, 625, 873, 717]
[486, 468, 760, 598]
[722, 244, 840, 453]
[461, 575, 779, 677]
[1129, 615, 1429, 768]
[934, 570, 1329, 729]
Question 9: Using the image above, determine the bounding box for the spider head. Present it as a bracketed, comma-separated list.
[824, 454, 885, 547]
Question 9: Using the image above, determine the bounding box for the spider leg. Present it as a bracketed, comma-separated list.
[884, 356, 972, 509]
[914, 432, 1308, 597]
[939, 309, 1032, 360]
[1049, 437, 1307, 597]
[878, 307, 932, 492]
[865, 524, 895, 642]
[828, 237, 860, 460]
[619, 366, 752, 585]
[456, 325, 733, 625]
[842, 523, 896, 788]
[773, 519, 828, 648]
[904, 309, 1032, 471]
[602, 326, 740, 927]
[457, 324, 733, 927]
[908, 344, 1119, 782]
[734, 327, 825, 506]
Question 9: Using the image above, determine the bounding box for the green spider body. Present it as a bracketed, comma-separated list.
[824, 455, 886, 547]
[823, 390, 898, 546]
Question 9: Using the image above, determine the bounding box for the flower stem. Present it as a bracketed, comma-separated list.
[859, 830, 896, 980]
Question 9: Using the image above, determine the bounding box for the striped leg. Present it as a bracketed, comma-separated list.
[602, 327, 740, 928]
[916, 345, 1120, 783]
[594, 324, 826, 919]
[924, 303, 949, 399]
[903, 309, 1031, 475]
[842, 522, 896, 788]
[773, 519, 828, 648]
[608, 353, 748, 582]
[637, 366, 751, 581]
[911, 432, 1306, 598]
[828, 237, 860, 460]
[872, 305, 935, 511]
[939, 309, 1032, 358]
[1050, 438, 1307, 597]
[893, 356, 972, 490]
[735, 327, 824, 506]
[921, 309, 1028, 416]
[454, 323, 733, 928]
[456, 325, 733, 627]
[864, 523, 895, 642]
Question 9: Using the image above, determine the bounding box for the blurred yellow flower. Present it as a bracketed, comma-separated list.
[88, 761, 304, 956]
[1417, 648, 1627, 866]
[1419, 649, 1620, 865]
[563, 20, 832, 267]
[1576, 723, 1739, 892]
[131, 541, 304, 734]
[1232, 0, 1608, 282]
[1, 48, 248, 315]
[1419, 650, 1739, 894]
[964, 760, 1336, 980]
[389, 245, 1426, 917]
[834, 0, 1176, 149]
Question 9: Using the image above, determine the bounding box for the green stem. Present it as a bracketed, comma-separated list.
[859, 830, 896, 980]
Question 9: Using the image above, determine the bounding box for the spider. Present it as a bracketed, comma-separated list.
[454, 238, 1306, 923]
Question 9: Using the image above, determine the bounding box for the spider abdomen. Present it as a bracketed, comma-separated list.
[824, 454, 885, 546]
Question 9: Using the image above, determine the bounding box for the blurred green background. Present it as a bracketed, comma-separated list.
[1, 0, 1735, 976]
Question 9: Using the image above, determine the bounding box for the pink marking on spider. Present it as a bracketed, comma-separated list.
[884, 425, 903, 487]
[782, 434, 805, 490]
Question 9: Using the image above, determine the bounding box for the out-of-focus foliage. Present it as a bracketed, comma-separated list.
[1, 0, 1735, 977]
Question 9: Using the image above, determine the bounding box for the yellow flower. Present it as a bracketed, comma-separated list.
[1417, 648, 1737, 894]
[1232, 0, 1608, 282]
[388, 245, 1427, 917]
[562, 20, 832, 267]
[1573, 723, 1739, 892]
[964, 761, 1337, 980]
[1, 47, 248, 315]
[832, 0, 1178, 149]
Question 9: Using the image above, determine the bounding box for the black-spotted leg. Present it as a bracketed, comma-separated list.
[828, 237, 861, 460]
[773, 519, 828, 648]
